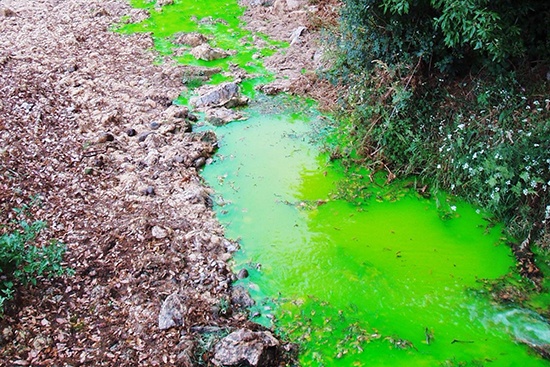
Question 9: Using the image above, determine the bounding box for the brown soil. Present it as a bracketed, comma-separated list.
[0, 0, 336, 365]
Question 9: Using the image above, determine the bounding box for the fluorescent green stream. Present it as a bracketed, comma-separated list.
[119, 1, 550, 365]
[204, 100, 550, 366]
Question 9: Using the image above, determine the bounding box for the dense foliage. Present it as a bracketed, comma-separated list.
[328, 0, 550, 246]
[0, 205, 71, 313]
[337, 0, 549, 75]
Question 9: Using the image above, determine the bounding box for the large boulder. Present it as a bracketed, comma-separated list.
[212, 328, 279, 367]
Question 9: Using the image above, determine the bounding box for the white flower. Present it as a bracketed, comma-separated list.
[523, 188, 529, 195]
[450, 206, 457, 211]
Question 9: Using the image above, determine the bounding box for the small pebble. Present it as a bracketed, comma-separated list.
[173, 108, 188, 119]
[173, 156, 185, 163]
[183, 121, 193, 133]
[126, 128, 137, 137]
[93, 156, 104, 167]
[97, 132, 114, 143]
[144, 186, 155, 196]
[150, 121, 161, 130]
[152, 225, 168, 239]
[1, 8, 16, 17]
[137, 132, 151, 142]
[187, 113, 198, 122]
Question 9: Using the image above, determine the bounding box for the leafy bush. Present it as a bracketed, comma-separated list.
[0, 208, 72, 313]
[336, 0, 549, 75]
[326, 1, 550, 247]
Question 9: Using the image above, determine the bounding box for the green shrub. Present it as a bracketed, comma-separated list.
[0, 207, 72, 313]
[326, 0, 550, 247]
[336, 0, 549, 76]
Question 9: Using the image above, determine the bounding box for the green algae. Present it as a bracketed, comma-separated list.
[117, 1, 550, 365]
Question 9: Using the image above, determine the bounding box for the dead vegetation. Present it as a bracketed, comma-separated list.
[0, 0, 337, 365]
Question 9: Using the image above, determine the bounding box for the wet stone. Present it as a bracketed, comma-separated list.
[194, 157, 206, 168]
[150, 121, 161, 130]
[237, 268, 249, 279]
[126, 128, 137, 136]
[230, 286, 255, 309]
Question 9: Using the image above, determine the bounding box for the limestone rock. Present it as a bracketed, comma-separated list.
[173, 32, 208, 47]
[231, 286, 255, 309]
[212, 328, 279, 367]
[257, 81, 290, 95]
[286, 0, 306, 10]
[190, 44, 230, 61]
[158, 293, 186, 330]
[290, 26, 307, 45]
[190, 82, 249, 109]
[205, 107, 247, 126]
[152, 225, 168, 239]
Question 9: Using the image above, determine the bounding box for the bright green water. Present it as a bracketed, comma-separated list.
[204, 99, 550, 366]
[119, 1, 550, 365]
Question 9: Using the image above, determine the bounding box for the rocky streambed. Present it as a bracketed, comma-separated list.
[0, 0, 336, 365]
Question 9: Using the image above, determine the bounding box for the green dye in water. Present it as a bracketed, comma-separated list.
[203, 99, 550, 366]
[118, 1, 550, 365]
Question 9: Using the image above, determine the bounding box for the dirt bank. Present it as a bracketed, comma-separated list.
[0, 0, 333, 365]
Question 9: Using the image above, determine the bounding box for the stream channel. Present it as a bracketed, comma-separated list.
[120, 0, 550, 365]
